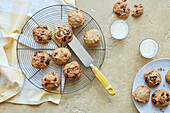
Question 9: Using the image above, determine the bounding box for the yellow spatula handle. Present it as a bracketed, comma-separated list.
[91, 66, 116, 96]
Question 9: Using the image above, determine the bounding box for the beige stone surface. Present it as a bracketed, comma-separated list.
[0, 0, 170, 113]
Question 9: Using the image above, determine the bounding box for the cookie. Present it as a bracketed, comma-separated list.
[33, 25, 52, 44]
[68, 10, 86, 28]
[52, 48, 71, 65]
[63, 61, 82, 80]
[42, 71, 60, 90]
[132, 3, 144, 17]
[152, 89, 170, 107]
[132, 85, 151, 103]
[32, 51, 50, 69]
[54, 25, 73, 44]
[84, 29, 102, 48]
[144, 69, 162, 87]
[113, 0, 131, 19]
[165, 70, 170, 84]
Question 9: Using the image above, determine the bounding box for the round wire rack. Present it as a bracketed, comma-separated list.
[16, 5, 106, 94]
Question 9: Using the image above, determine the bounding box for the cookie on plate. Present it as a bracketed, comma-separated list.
[54, 25, 73, 44]
[152, 89, 170, 107]
[52, 48, 71, 65]
[132, 85, 151, 103]
[84, 29, 102, 48]
[166, 70, 170, 84]
[113, 0, 131, 19]
[63, 61, 82, 80]
[33, 25, 52, 44]
[144, 69, 162, 87]
[32, 51, 50, 69]
[42, 71, 60, 90]
[68, 10, 86, 28]
[132, 3, 144, 17]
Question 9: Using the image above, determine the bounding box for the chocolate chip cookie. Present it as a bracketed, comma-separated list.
[132, 85, 151, 103]
[63, 61, 82, 80]
[113, 0, 131, 19]
[144, 69, 162, 87]
[52, 48, 71, 65]
[68, 10, 86, 28]
[166, 70, 170, 84]
[54, 25, 73, 44]
[42, 71, 60, 90]
[33, 25, 52, 44]
[32, 51, 50, 69]
[84, 29, 102, 48]
[132, 3, 144, 17]
[152, 89, 170, 107]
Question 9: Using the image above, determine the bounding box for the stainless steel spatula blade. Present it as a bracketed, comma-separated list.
[68, 36, 93, 67]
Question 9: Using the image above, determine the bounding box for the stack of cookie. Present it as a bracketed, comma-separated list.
[133, 69, 170, 107]
[31, 9, 102, 91]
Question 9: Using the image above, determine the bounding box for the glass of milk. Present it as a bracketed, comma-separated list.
[139, 38, 159, 58]
[110, 20, 129, 39]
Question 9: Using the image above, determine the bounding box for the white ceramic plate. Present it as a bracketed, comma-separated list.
[132, 59, 170, 113]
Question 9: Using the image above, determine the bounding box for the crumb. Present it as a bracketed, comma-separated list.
[160, 108, 164, 113]
[163, 84, 165, 87]
[158, 67, 164, 71]
[163, 68, 165, 71]
[160, 67, 162, 71]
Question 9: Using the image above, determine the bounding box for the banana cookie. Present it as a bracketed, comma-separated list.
[54, 25, 73, 44]
[32, 51, 50, 69]
[63, 61, 82, 80]
[166, 70, 170, 84]
[152, 89, 170, 107]
[84, 29, 102, 48]
[33, 25, 52, 44]
[52, 48, 71, 65]
[68, 10, 86, 28]
[132, 3, 144, 17]
[132, 85, 151, 103]
[144, 69, 162, 87]
[42, 71, 60, 90]
[113, 0, 131, 19]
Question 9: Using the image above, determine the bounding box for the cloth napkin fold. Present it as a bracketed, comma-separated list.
[0, 0, 75, 105]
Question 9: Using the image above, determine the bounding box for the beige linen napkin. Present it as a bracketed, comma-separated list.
[0, 0, 75, 105]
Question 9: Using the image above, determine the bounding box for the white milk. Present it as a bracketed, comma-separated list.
[139, 39, 159, 58]
[110, 20, 129, 39]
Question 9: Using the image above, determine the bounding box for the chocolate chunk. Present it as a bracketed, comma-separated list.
[48, 37, 52, 40]
[45, 83, 48, 86]
[153, 76, 157, 81]
[66, 30, 70, 35]
[62, 36, 67, 42]
[122, 0, 126, 2]
[37, 36, 42, 41]
[153, 100, 157, 104]
[43, 26, 48, 30]
[67, 69, 70, 73]
[64, 74, 68, 78]
[73, 74, 77, 78]
[57, 31, 61, 36]
[38, 51, 43, 53]
[44, 78, 46, 81]
[53, 84, 57, 87]
[34, 52, 37, 56]
[40, 56, 45, 63]
[54, 78, 57, 81]
[152, 93, 156, 97]
[136, 10, 138, 13]
[166, 93, 169, 97]
[46, 59, 50, 65]
[40, 32, 44, 35]
[68, 36, 72, 39]
[161, 92, 164, 96]
[120, 4, 125, 9]
[167, 98, 169, 102]
[115, 11, 121, 16]
[156, 83, 160, 85]
[145, 78, 149, 83]
[37, 26, 39, 28]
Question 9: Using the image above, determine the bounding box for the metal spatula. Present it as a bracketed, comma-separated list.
[54, 20, 115, 96]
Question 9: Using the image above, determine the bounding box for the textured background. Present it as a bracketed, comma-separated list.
[0, 0, 170, 113]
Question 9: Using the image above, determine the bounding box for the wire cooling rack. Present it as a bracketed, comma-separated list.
[16, 5, 106, 94]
